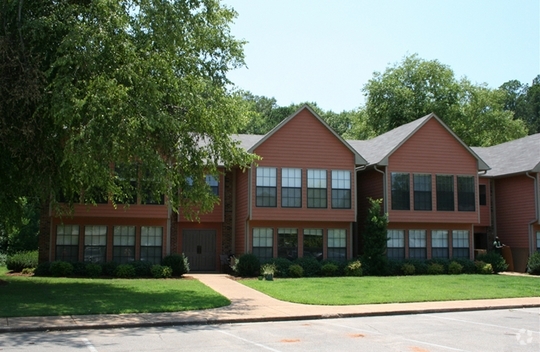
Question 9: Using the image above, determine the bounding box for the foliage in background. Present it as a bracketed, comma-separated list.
[162, 253, 190, 277]
[6, 250, 38, 272]
[527, 252, 540, 275]
[361, 198, 389, 275]
[476, 252, 509, 273]
[0, 198, 39, 255]
[235, 253, 260, 277]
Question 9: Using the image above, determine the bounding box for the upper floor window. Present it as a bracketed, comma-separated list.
[206, 175, 219, 196]
[436, 175, 454, 211]
[331, 170, 351, 209]
[281, 168, 301, 208]
[414, 174, 432, 211]
[432, 230, 449, 259]
[391, 173, 410, 210]
[307, 169, 327, 208]
[387, 229, 405, 260]
[457, 176, 475, 211]
[256, 167, 277, 207]
[479, 184, 487, 206]
[409, 229, 426, 259]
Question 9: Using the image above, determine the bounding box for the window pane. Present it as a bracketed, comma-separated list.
[391, 173, 410, 210]
[414, 174, 432, 210]
[141, 226, 163, 264]
[458, 176, 475, 211]
[282, 168, 301, 208]
[479, 185, 487, 206]
[409, 230, 426, 259]
[256, 167, 277, 207]
[253, 228, 273, 262]
[331, 171, 351, 209]
[206, 175, 219, 196]
[452, 230, 470, 259]
[256, 167, 276, 186]
[303, 229, 323, 261]
[56, 225, 79, 262]
[436, 175, 454, 211]
[307, 169, 327, 188]
[328, 229, 346, 262]
[113, 226, 135, 263]
[278, 228, 298, 260]
[387, 230, 405, 260]
[432, 230, 448, 259]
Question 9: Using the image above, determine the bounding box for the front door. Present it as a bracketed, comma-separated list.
[182, 230, 216, 271]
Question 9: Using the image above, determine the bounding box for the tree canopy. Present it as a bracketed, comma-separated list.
[0, 0, 255, 220]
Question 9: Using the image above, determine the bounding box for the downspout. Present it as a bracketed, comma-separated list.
[231, 168, 237, 255]
[525, 172, 539, 256]
[374, 165, 387, 214]
[246, 165, 253, 254]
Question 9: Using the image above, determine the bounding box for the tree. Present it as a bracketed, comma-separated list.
[0, 0, 255, 224]
[500, 76, 540, 135]
[363, 54, 528, 146]
[361, 198, 388, 276]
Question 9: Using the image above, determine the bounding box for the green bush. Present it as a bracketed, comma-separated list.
[452, 258, 476, 274]
[86, 263, 102, 278]
[387, 259, 404, 276]
[72, 262, 87, 276]
[50, 261, 74, 277]
[448, 261, 463, 275]
[526, 252, 540, 275]
[427, 263, 445, 275]
[34, 261, 51, 276]
[320, 263, 339, 277]
[0, 253, 7, 266]
[426, 258, 449, 273]
[404, 259, 427, 275]
[236, 253, 260, 277]
[150, 265, 172, 278]
[21, 267, 34, 275]
[288, 264, 304, 278]
[115, 264, 136, 278]
[476, 252, 508, 273]
[131, 260, 153, 277]
[6, 250, 38, 272]
[344, 260, 363, 277]
[101, 261, 118, 276]
[162, 253, 190, 277]
[401, 263, 416, 275]
[270, 258, 292, 278]
[294, 257, 321, 277]
[475, 260, 493, 274]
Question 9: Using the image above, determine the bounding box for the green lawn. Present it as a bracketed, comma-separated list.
[0, 266, 230, 318]
[240, 275, 540, 305]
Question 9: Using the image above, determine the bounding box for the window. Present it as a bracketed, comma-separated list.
[206, 175, 219, 196]
[414, 174, 432, 210]
[256, 167, 277, 207]
[391, 173, 410, 210]
[141, 226, 163, 264]
[409, 230, 426, 259]
[387, 230, 405, 260]
[452, 230, 470, 258]
[113, 226, 135, 263]
[281, 168, 301, 208]
[253, 228, 273, 262]
[84, 225, 107, 263]
[303, 229, 323, 261]
[457, 176, 475, 211]
[278, 228, 298, 260]
[307, 169, 327, 208]
[537, 231, 540, 253]
[432, 230, 449, 259]
[56, 225, 79, 262]
[436, 175, 454, 211]
[332, 170, 351, 209]
[327, 229, 346, 262]
[479, 185, 487, 206]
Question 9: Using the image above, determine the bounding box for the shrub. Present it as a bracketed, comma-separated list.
[452, 258, 476, 274]
[131, 260, 152, 277]
[260, 263, 276, 276]
[50, 261, 74, 277]
[236, 253, 260, 277]
[115, 264, 136, 278]
[6, 250, 38, 272]
[526, 252, 540, 275]
[151, 265, 172, 278]
[344, 260, 363, 277]
[34, 261, 51, 276]
[294, 257, 321, 277]
[86, 263, 103, 278]
[0, 253, 6, 266]
[387, 259, 404, 276]
[476, 252, 508, 273]
[361, 198, 389, 276]
[21, 267, 34, 275]
[101, 261, 118, 276]
[448, 261, 463, 275]
[404, 259, 427, 275]
[427, 263, 445, 275]
[270, 258, 292, 278]
[426, 258, 449, 273]
[401, 263, 416, 275]
[72, 262, 87, 276]
[288, 264, 304, 278]
[162, 253, 190, 277]
[475, 260, 493, 274]
[320, 263, 339, 277]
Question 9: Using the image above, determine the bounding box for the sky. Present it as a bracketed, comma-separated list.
[222, 0, 540, 112]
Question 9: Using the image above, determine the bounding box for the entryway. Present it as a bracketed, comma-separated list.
[182, 230, 216, 271]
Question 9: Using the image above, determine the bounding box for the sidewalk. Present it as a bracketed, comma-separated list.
[1, 274, 539, 333]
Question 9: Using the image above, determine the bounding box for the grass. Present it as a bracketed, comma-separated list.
[240, 275, 540, 305]
[0, 266, 230, 318]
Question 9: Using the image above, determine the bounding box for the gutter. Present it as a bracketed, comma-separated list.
[525, 172, 539, 256]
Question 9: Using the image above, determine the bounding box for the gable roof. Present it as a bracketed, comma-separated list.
[236, 105, 367, 165]
[472, 133, 540, 177]
[347, 113, 490, 171]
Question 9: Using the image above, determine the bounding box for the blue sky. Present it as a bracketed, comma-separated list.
[222, 0, 539, 112]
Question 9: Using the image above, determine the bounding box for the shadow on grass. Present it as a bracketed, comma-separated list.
[0, 276, 230, 317]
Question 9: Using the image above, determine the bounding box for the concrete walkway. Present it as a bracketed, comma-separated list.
[1, 274, 539, 333]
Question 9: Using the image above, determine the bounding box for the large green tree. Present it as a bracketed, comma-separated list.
[0, 0, 255, 224]
[500, 76, 540, 135]
[363, 54, 527, 146]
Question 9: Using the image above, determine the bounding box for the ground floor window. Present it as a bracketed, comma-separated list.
[452, 230, 470, 258]
[327, 229, 346, 262]
[278, 228, 298, 261]
[56, 225, 79, 262]
[432, 230, 449, 259]
[537, 231, 540, 252]
[252, 228, 273, 262]
[409, 230, 427, 259]
[84, 225, 107, 263]
[303, 229, 323, 261]
[387, 230, 405, 260]
[141, 226, 163, 264]
[113, 226, 136, 263]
